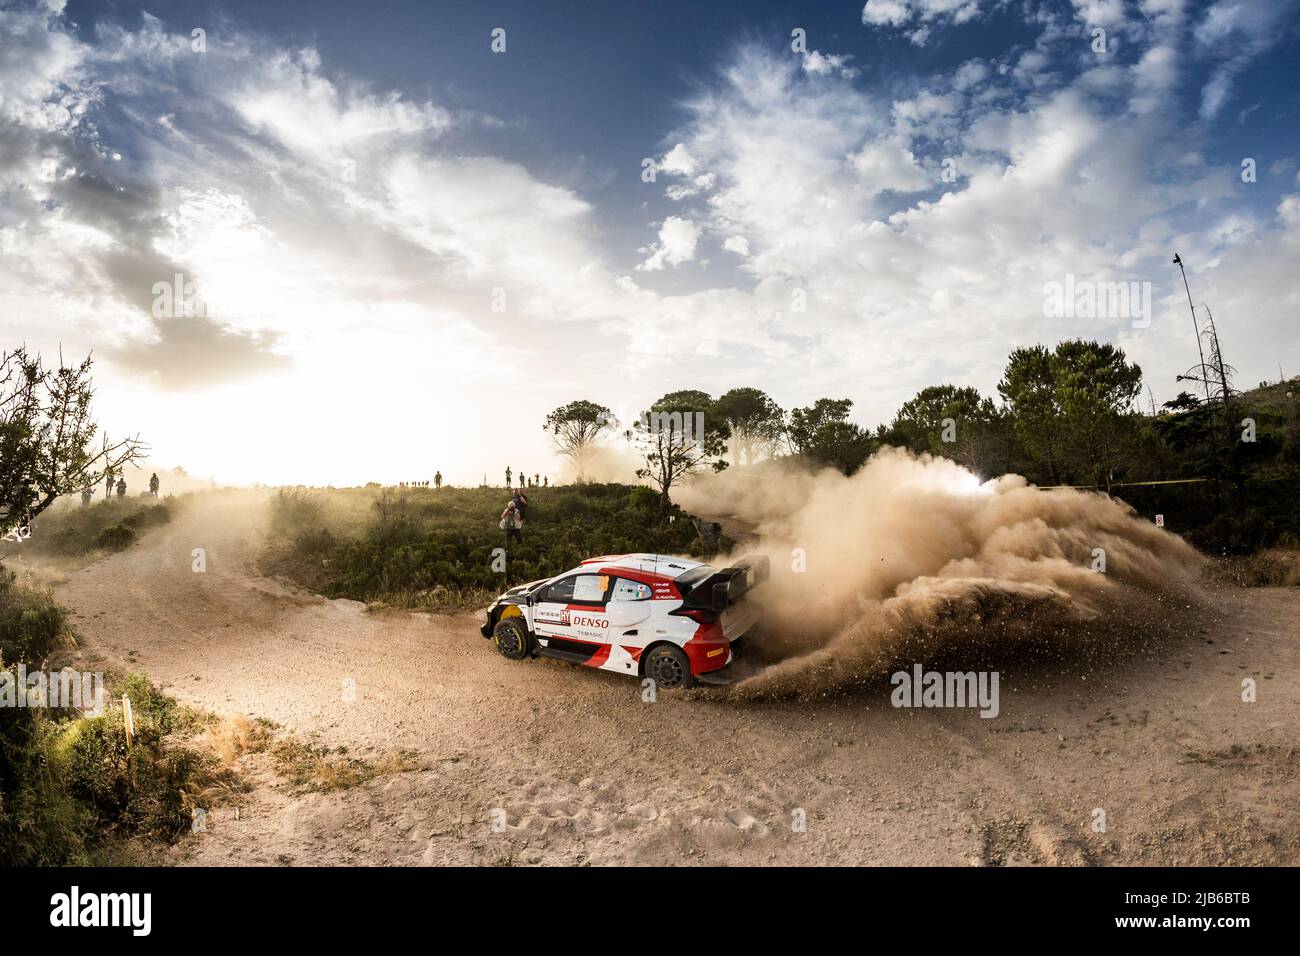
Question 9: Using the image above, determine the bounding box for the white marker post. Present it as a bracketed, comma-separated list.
[122, 694, 135, 750]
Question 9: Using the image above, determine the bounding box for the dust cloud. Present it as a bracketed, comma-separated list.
[555, 444, 643, 485]
[675, 449, 1205, 697]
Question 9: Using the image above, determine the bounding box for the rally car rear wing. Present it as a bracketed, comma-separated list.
[683, 555, 770, 612]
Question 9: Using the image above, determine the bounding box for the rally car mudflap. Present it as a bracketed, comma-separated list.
[695, 667, 738, 686]
[692, 637, 759, 686]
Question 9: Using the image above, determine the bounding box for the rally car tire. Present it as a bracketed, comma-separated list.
[644, 644, 695, 689]
[493, 617, 531, 660]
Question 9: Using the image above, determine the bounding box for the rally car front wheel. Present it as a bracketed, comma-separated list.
[644, 644, 694, 689]
[493, 617, 531, 661]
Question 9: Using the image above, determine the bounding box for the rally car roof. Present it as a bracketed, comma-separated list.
[579, 553, 708, 579]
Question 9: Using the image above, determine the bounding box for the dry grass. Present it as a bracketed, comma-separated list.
[1210, 547, 1300, 588]
[270, 738, 422, 792]
[192, 713, 273, 767]
[369, 585, 497, 613]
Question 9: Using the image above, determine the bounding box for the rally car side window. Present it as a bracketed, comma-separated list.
[571, 574, 608, 604]
[609, 578, 652, 602]
[540, 573, 607, 606]
[539, 576, 576, 604]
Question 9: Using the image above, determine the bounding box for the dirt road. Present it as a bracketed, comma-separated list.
[48, 491, 1300, 865]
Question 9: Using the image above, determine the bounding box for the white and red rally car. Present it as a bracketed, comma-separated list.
[480, 553, 768, 688]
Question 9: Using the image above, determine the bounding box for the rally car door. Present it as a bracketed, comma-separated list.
[530, 574, 577, 639]
[597, 577, 655, 673]
[561, 573, 614, 645]
[605, 577, 653, 638]
[531, 573, 609, 646]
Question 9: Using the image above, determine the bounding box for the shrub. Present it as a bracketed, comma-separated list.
[94, 524, 136, 551]
[0, 568, 68, 666]
[120, 503, 171, 532]
[1, 661, 243, 861]
[270, 488, 324, 537]
[0, 705, 93, 865]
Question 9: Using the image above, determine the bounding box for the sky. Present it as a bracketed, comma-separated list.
[2, 0, 1298, 486]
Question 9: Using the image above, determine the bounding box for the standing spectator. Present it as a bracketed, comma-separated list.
[115, 477, 126, 498]
[505, 466, 512, 488]
[434, 470, 442, 489]
[500, 500, 523, 544]
[149, 472, 160, 497]
[81, 486, 93, 506]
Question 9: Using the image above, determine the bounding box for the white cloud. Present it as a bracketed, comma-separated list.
[1070, 0, 1127, 29]
[862, 0, 987, 42]
[1192, 0, 1298, 119]
[850, 140, 931, 193]
[802, 51, 860, 79]
[953, 60, 989, 91]
[658, 143, 696, 176]
[638, 216, 701, 271]
[234, 50, 451, 163]
[893, 90, 962, 138]
[1129, 45, 1179, 115]
[0, 0, 86, 128]
[862, 0, 913, 26]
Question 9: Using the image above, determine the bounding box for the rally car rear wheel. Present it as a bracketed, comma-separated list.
[493, 617, 531, 660]
[644, 644, 694, 689]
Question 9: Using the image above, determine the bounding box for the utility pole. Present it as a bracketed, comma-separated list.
[1173, 253, 1213, 405]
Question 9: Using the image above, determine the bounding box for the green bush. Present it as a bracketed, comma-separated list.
[1, 573, 231, 861]
[120, 504, 171, 532]
[93, 524, 136, 551]
[1, 667, 234, 862]
[0, 705, 93, 865]
[0, 575, 88, 864]
[57, 694, 209, 842]
[0, 568, 67, 666]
